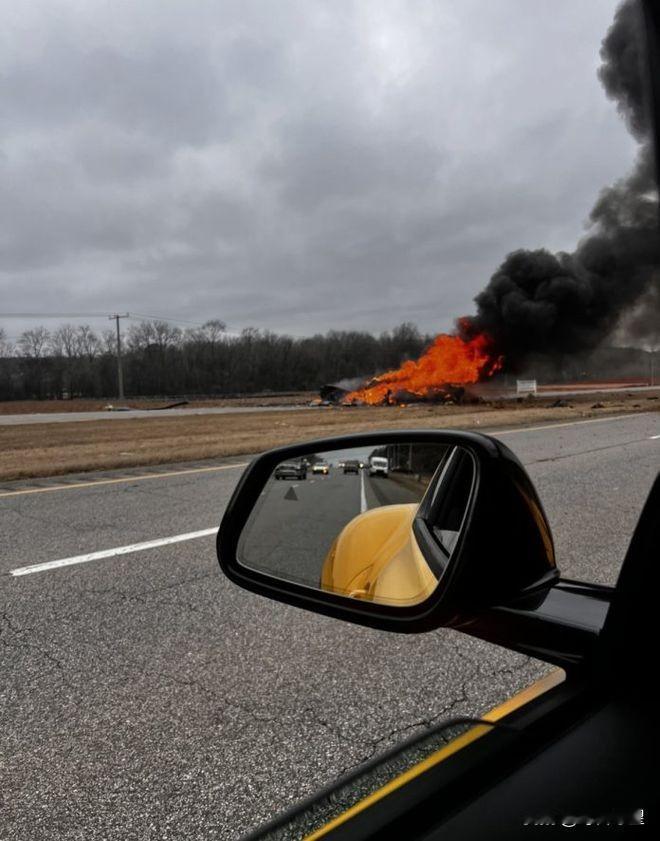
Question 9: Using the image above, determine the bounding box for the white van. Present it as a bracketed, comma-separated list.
[368, 456, 389, 477]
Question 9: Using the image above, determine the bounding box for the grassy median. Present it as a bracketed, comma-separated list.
[1, 391, 657, 482]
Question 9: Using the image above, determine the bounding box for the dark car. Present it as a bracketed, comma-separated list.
[273, 461, 307, 480]
[343, 460, 360, 474]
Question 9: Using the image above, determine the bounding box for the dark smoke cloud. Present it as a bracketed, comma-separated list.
[615, 278, 660, 341]
[598, 0, 650, 139]
[464, 0, 659, 366]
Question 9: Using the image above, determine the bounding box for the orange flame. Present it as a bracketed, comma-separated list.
[344, 330, 503, 405]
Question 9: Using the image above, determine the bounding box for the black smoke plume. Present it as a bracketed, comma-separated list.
[462, 0, 659, 369]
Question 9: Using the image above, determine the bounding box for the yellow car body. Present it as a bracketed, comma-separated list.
[320, 503, 439, 606]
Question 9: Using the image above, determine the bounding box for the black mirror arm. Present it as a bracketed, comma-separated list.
[451, 584, 612, 672]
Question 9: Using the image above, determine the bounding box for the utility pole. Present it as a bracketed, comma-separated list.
[109, 313, 129, 400]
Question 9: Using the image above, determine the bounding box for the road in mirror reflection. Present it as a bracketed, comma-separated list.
[238, 443, 470, 606]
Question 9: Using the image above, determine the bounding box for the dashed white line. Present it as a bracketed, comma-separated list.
[10, 527, 217, 577]
[360, 469, 367, 513]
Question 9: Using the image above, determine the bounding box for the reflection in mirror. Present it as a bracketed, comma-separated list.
[238, 443, 475, 607]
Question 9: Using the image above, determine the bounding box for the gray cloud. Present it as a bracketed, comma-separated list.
[0, 0, 641, 340]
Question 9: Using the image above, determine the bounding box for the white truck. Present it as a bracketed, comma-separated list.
[368, 455, 389, 477]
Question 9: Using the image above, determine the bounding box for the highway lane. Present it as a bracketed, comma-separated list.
[241, 466, 422, 586]
[0, 405, 313, 426]
[1, 412, 658, 839]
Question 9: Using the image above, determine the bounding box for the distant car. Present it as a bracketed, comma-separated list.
[343, 460, 360, 474]
[274, 462, 307, 480]
[312, 462, 330, 475]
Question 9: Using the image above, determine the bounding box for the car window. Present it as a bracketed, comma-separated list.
[0, 2, 656, 840]
[429, 448, 476, 556]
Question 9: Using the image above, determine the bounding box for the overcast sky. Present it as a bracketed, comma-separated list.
[0, 0, 638, 340]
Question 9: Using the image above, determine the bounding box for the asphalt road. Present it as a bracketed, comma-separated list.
[242, 466, 422, 587]
[0, 405, 312, 426]
[1, 412, 658, 840]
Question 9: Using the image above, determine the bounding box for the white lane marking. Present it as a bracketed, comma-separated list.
[492, 413, 652, 436]
[360, 469, 367, 513]
[650, 434, 660, 440]
[10, 527, 217, 577]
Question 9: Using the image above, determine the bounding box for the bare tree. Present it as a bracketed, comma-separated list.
[50, 324, 77, 358]
[0, 327, 13, 358]
[101, 329, 116, 355]
[0, 328, 15, 398]
[150, 320, 182, 351]
[201, 319, 226, 343]
[19, 326, 50, 359]
[50, 324, 77, 398]
[18, 326, 51, 398]
[75, 325, 101, 360]
[127, 320, 156, 352]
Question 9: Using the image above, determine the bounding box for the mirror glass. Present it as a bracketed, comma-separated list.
[238, 442, 475, 607]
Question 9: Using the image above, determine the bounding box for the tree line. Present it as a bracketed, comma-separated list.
[0, 320, 430, 401]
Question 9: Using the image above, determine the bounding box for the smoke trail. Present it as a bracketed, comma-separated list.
[463, 0, 659, 367]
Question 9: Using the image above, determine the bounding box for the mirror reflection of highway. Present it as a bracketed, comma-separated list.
[240, 466, 424, 587]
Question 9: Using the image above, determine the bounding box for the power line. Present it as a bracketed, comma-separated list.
[0, 311, 216, 327]
[1, 311, 233, 333]
[128, 313, 245, 336]
[129, 312, 211, 327]
[0, 311, 310, 338]
[0, 312, 114, 319]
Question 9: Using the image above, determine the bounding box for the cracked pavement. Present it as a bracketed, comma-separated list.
[1, 413, 658, 839]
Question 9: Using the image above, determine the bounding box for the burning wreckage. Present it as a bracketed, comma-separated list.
[319, 381, 475, 407]
[319, 326, 503, 407]
[320, 1, 659, 409]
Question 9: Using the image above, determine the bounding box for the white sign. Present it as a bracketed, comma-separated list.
[516, 379, 537, 395]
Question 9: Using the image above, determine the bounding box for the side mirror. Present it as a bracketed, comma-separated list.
[216, 430, 558, 632]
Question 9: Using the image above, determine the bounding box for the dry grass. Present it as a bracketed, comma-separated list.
[1, 391, 657, 482]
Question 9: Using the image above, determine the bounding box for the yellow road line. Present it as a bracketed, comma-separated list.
[305, 669, 565, 840]
[0, 462, 249, 499]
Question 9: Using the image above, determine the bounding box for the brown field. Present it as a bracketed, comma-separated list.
[0, 391, 657, 482]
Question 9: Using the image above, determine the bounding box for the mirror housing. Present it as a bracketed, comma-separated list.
[216, 430, 559, 633]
